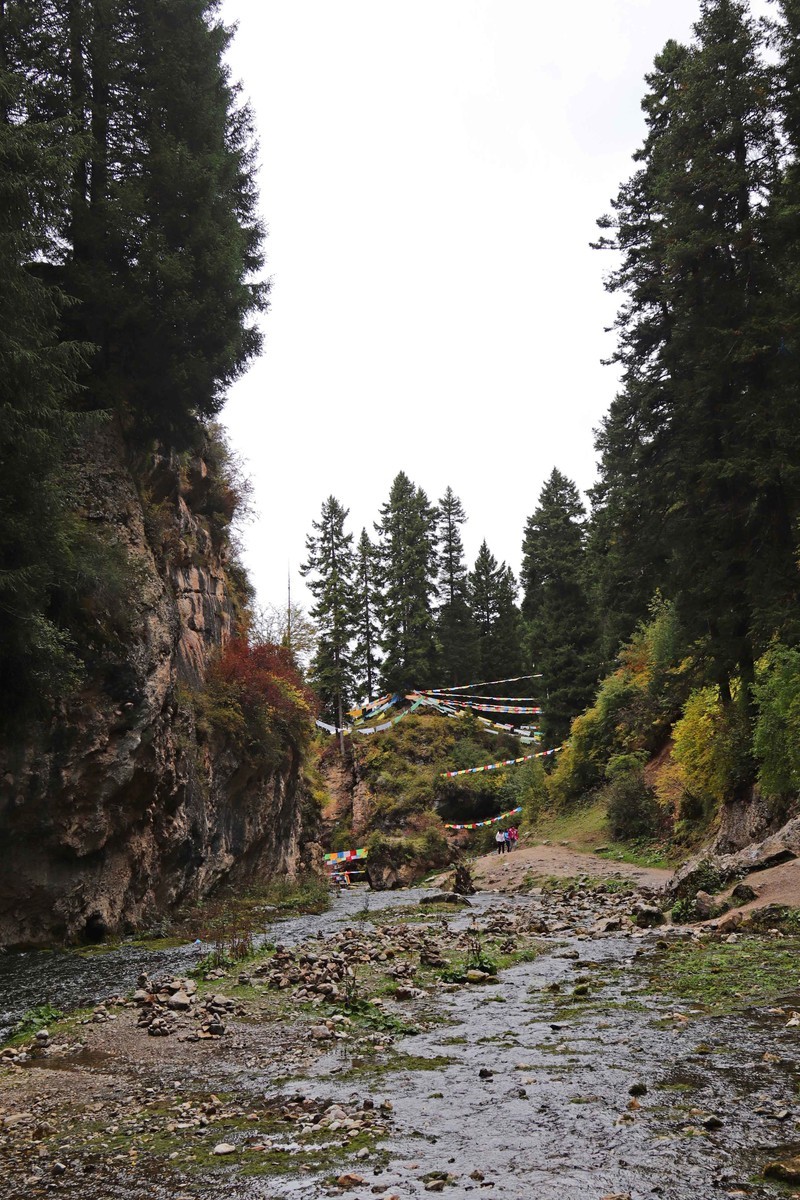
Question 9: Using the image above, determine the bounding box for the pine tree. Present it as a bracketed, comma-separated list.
[435, 486, 479, 686]
[592, 1, 791, 694]
[522, 470, 598, 744]
[0, 0, 88, 716]
[469, 542, 522, 681]
[374, 472, 438, 693]
[51, 0, 267, 435]
[352, 528, 381, 703]
[301, 497, 355, 745]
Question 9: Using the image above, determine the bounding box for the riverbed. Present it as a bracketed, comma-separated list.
[2, 878, 800, 1199]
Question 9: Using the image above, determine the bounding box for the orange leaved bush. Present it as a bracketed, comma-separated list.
[201, 639, 317, 763]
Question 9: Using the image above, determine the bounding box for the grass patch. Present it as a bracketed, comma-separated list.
[337, 1051, 455, 1080]
[528, 801, 677, 869]
[640, 936, 800, 1014]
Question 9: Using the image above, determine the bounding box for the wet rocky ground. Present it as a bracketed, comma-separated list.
[2, 875, 800, 1199]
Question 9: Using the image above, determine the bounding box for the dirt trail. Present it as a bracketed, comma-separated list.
[470, 839, 672, 892]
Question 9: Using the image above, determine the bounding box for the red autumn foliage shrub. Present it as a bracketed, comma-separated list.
[201, 639, 317, 762]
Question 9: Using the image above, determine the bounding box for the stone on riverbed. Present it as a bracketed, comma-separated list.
[631, 903, 665, 928]
[764, 1157, 800, 1183]
[419, 892, 471, 907]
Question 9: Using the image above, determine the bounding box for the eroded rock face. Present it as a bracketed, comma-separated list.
[670, 817, 800, 901]
[0, 427, 304, 947]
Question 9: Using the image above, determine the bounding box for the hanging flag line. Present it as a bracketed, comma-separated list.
[351, 694, 400, 724]
[318, 695, 542, 738]
[323, 847, 368, 863]
[423, 693, 540, 703]
[443, 806, 522, 830]
[427, 674, 543, 694]
[349, 694, 398, 721]
[348, 694, 391, 718]
[440, 745, 563, 778]
[434, 699, 543, 714]
[353, 698, 424, 734]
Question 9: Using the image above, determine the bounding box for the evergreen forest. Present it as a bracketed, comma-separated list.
[303, 0, 800, 850]
[4, 0, 800, 856]
[0, 0, 266, 722]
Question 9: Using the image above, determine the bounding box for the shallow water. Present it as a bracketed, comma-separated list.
[3, 889, 800, 1198]
[0, 886, 499, 1040]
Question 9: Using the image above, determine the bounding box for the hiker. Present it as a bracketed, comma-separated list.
[509, 825, 519, 850]
[495, 828, 506, 855]
[503, 827, 512, 852]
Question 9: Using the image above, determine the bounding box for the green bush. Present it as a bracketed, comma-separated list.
[753, 644, 800, 798]
[672, 686, 751, 817]
[603, 765, 660, 840]
[547, 598, 694, 811]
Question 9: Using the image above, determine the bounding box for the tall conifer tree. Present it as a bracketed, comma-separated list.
[593, 1, 791, 695]
[301, 497, 355, 745]
[352, 528, 381, 703]
[375, 472, 438, 693]
[0, 0, 87, 715]
[522, 470, 598, 744]
[435, 486, 479, 685]
[50, 0, 267, 434]
[469, 542, 522, 681]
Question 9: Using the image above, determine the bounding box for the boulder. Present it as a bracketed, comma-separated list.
[764, 1157, 800, 1183]
[693, 890, 716, 920]
[671, 817, 800, 900]
[632, 903, 665, 928]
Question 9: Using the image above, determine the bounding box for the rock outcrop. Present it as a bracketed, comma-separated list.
[0, 424, 307, 947]
[670, 815, 800, 900]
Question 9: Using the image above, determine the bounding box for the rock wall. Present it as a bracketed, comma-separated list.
[0, 424, 305, 948]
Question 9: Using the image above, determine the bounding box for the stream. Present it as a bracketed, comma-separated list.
[2, 886, 800, 1199]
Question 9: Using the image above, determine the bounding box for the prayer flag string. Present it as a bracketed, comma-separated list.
[443, 806, 522, 830]
[425, 674, 543, 694]
[440, 745, 563, 778]
[432, 699, 542, 714]
[323, 847, 368, 863]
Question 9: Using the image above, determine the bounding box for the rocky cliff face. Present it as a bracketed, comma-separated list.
[0, 425, 307, 948]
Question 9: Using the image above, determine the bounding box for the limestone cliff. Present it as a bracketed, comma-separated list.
[0, 424, 309, 947]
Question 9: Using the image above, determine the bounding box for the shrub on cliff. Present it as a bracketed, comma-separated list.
[547, 600, 694, 811]
[196, 639, 317, 765]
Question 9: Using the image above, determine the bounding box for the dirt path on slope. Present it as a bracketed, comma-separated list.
[470, 840, 672, 892]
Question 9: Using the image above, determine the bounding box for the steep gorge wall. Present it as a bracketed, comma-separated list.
[0, 425, 306, 947]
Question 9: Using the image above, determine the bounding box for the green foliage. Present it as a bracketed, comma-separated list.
[603, 764, 660, 842]
[671, 896, 696, 924]
[301, 495, 356, 720]
[12, 1004, 64, 1042]
[591, 0, 800, 691]
[672, 686, 752, 817]
[375, 472, 439, 693]
[547, 600, 694, 811]
[436, 487, 480, 687]
[521, 468, 599, 743]
[752, 644, 800, 798]
[352, 528, 382, 701]
[469, 541, 522, 682]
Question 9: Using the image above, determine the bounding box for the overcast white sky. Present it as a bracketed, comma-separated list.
[219, 0, 769, 613]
